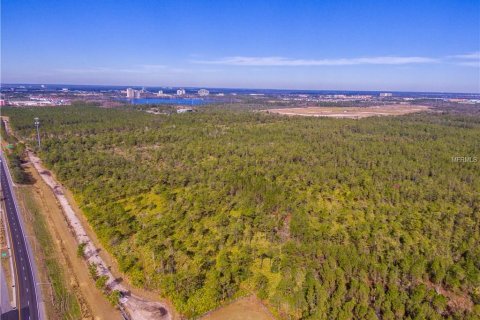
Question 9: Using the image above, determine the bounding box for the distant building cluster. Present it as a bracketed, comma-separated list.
[125, 87, 210, 98]
[2, 84, 480, 109]
[126, 88, 142, 99]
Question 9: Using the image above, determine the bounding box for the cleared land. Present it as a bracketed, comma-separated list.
[265, 104, 430, 118]
[201, 296, 274, 320]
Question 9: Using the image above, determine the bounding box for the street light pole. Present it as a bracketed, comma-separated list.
[34, 117, 41, 149]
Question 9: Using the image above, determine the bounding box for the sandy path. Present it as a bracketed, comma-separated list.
[1, 117, 13, 136]
[27, 151, 171, 320]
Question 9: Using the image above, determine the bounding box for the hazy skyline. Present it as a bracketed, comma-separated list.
[2, 0, 480, 92]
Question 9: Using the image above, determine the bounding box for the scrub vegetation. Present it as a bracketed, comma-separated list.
[3, 104, 480, 319]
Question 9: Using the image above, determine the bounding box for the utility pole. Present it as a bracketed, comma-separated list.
[34, 117, 41, 149]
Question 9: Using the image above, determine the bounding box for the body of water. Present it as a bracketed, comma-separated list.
[120, 98, 210, 105]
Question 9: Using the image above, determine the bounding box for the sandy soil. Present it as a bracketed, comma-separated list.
[265, 104, 430, 118]
[423, 280, 473, 312]
[201, 296, 275, 320]
[1, 117, 12, 136]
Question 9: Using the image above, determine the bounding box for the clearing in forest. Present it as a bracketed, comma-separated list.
[265, 104, 430, 118]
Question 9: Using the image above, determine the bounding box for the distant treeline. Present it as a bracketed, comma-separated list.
[1, 120, 29, 183]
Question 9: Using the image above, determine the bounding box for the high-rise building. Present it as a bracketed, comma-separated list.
[126, 88, 142, 98]
[157, 90, 164, 96]
[177, 89, 186, 95]
[198, 89, 209, 96]
[126, 88, 135, 98]
[379, 92, 393, 97]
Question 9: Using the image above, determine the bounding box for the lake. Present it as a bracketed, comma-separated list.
[121, 98, 210, 105]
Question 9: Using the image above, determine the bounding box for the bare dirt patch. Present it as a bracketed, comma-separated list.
[265, 104, 430, 118]
[423, 280, 473, 313]
[200, 296, 274, 320]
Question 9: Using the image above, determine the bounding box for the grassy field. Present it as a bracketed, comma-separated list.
[18, 186, 82, 319]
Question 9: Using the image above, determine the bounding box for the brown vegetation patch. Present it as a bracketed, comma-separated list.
[423, 280, 474, 313]
[200, 295, 274, 320]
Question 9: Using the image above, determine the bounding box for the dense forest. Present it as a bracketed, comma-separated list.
[3, 104, 480, 319]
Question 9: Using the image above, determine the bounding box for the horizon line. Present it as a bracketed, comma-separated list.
[2, 82, 479, 95]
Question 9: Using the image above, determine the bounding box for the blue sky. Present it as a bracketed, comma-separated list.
[2, 0, 479, 92]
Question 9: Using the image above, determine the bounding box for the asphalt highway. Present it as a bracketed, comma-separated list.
[0, 155, 40, 320]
